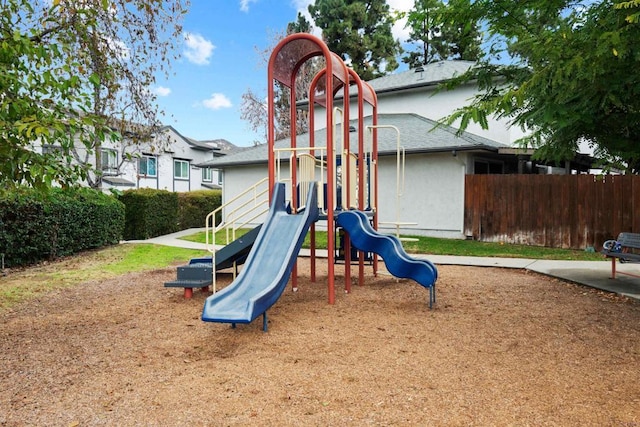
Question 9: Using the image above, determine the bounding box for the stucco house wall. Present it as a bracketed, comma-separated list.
[221, 164, 270, 222]
[201, 111, 500, 238]
[217, 152, 470, 238]
[376, 152, 469, 238]
[312, 62, 526, 146]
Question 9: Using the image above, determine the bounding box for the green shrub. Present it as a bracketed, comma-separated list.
[0, 187, 124, 267]
[119, 188, 179, 240]
[177, 189, 222, 229]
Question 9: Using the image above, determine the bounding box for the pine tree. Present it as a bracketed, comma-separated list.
[309, 0, 401, 80]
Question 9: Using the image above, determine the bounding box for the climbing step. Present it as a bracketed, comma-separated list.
[164, 263, 213, 298]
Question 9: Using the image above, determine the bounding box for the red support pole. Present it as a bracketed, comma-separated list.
[310, 223, 316, 282]
[351, 69, 367, 287]
[309, 76, 317, 284]
[372, 104, 379, 276]
[290, 72, 299, 292]
[611, 257, 616, 279]
[344, 233, 351, 293]
[266, 68, 275, 202]
[343, 81, 351, 294]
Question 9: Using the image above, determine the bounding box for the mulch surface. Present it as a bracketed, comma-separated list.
[1, 258, 639, 426]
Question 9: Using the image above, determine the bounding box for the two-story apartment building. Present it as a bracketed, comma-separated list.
[42, 125, 238, 193]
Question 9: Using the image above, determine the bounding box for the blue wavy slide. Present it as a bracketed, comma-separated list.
[202, 182, 319, 331]
[336, 210, 438, 308]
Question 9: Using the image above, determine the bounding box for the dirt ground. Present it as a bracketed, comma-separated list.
[1, 257, 639, 426]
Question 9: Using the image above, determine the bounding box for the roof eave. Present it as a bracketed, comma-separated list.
[378, 145, 501, 157]
[196, 159, 269, 168]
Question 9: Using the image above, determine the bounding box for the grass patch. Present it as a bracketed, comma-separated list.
[399, 236, 603, 261]
[180, 229, 251, 246]
[0, 244, 208, 311]
[182, 228, 603, 261]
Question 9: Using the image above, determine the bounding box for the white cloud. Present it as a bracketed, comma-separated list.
[387, 0, 413, 43]
[291, 0, 321, 36]
[153, 86, 171, 97]
[183, 32, 215, 65]
[202, 93, 232, 110]
[292, 0, 313, 11]
[240, 0, 258, 12]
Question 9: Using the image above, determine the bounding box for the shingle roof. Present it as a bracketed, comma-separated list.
[198, 113, 508, 168]
[296, 60, 475, 107]
[366, 61, 475, 94]
[161, 126, 240, 154]
[187, 137, 242, 154]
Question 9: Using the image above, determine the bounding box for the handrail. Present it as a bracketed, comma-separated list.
[333, 107, 342, 211]
[365, 127, 377, 212]
[367, 125, 416, 239]
[204, 177, 270, 292]
[348, 152, 358, 209]
[274, 147, 328, 213]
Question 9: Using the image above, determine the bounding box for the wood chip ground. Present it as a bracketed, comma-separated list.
[1, 258, 639, 426]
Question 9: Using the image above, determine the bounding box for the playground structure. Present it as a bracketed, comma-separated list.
[174, 34, 438, 330]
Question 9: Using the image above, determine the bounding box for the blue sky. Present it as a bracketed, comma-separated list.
[153, 0, 413, 147]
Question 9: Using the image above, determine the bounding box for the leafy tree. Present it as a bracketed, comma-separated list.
[0, 0, 187, 190]
[309, 0, 400, 81]
[402, 0, 447, 67]
[1, 0, 99, 190]
[438, 0, 483, 62]
[58, 0, 188, 188]
[616, 0, 640, 22]
[402, 0, 482, 68]
[240, 88, 269, 145]
[443, 0, 640, 173]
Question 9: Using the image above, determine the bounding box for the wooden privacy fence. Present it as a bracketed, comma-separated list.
[464, 174, 640, 250]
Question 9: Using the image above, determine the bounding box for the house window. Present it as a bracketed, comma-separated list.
[474, 160, 503, 174]
[42, 145, 62, 155]
[139, 156, 157, 177]
[174, 159, 189, 180]
[217, 170, 223, 186]
[202, 167, 212, 183]
[101, 148, 118, 174]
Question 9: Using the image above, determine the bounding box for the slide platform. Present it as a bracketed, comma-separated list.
[201, 181, 318, 331]
[336, 210, 438, 307]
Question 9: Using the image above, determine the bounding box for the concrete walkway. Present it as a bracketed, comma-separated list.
[124, 228, 640, 301]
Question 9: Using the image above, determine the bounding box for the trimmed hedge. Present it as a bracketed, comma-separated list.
[119, 188, 179, 240]
[177, 189, 222, 229]
[0, 187, 125, 268]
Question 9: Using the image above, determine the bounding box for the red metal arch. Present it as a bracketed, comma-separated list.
[266, 33, 379, 304]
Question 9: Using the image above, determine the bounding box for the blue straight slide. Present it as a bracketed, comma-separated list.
[201, 182, 318, 331]
[336, 210, 438, 308]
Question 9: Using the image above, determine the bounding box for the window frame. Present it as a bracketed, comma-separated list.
[139, 155, 158, 178]
[202, 167, 213, 183]
[42, 144, 63, 155]
[101, 148, 118, 175]
[174, 159, 190, 180]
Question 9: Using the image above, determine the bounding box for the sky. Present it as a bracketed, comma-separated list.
[152, 0, 414, 147]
